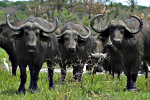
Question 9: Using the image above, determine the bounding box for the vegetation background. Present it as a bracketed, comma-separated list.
[0, 0, 150, 99]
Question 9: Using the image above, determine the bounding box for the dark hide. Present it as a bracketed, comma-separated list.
[7, 16, 58, 93]
[105, 44, 123, 79]
[0, 22, 23, 76]
[57, 22, 94, 82]
[92, 16, 150, 91]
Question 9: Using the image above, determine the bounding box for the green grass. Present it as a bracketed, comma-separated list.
[0, 48, 150, 99]
[0, 69, 150, 100]
[0, 48, 11, 68]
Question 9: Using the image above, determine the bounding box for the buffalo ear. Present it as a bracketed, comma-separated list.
[57, 36, 64, 44]
[124, 30, 134, 39]
[0, 27, 3, 33]
[78, 38, 88, 47]
[40, 32, 51, 41]
[97, 31, 110, 42]
[11, 30, 23, 39]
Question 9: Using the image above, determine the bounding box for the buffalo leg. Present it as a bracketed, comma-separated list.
[131, 74, 137, 91]
[28, 67, 33, 90]
[60, 63, 66, 84]
[32, 67, 41, 92]
[17, 65, 27, 94]
[9, 56, 18, 76]
[11, 61, 18, 76]
[29, 65, 41, 92]
[47, 60, 55, 89]
[143, 61, 148, 79]
[117, 72, 121, 80]
[112, 70, 114, 79]
[73, 65, 83, 82]
[73, 65, 78, 81]
[48, 67, 54, 89]
[124, 74, 132, 91]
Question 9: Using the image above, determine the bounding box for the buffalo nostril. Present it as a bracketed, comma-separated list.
[107, 44, 113, 48]
[113, 38, 121, 43]
[68, 47, 76, 52]
[27, 43, 36, 49]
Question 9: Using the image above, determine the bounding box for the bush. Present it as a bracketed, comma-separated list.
[11, 1, 26, 6]
[82, 15, 90, 26]
[55, 9, 78, 24]
[15, 11, 28, 20]
[0, 10, 5, 19]
[0, 1, 9, 7]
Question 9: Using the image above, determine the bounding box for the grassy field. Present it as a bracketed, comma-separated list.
[0, 48, 150, 99]
[1, 69, 150, 100]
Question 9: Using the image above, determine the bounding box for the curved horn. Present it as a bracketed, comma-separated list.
[56, 31, 68, 38]
[90, 14, 104, 33]
[7, 14, 59, 33]
[125, 15, 143, 34]
[56, 26, 91, 39]
[44, 17, 58, 33]
[78, 26, 91, 39]
[6, 14, 22, 31]
[91, 53, 107, 59]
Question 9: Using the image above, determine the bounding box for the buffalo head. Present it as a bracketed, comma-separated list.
[6, 14, 58, 53]
[90, 14, 143, 48]
[56, 23, 91, 52]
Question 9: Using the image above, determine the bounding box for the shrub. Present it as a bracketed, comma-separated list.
[82, 15, 90, 26]
[0, 1, 9, 7]
[55, 9, 78, 24]
[15, 11, 28, 20]
[0, 10, 5, 18]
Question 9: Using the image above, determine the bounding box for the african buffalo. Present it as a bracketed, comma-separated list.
[86, 36, 104, 72]
[56, 22, 95, 83]
[0, 22, 23, 76]
[6, 14, 58, 93]
[90, 14, 148, 91]
[103, 37, 123, 79]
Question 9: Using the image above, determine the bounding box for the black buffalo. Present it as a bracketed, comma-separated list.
[103, 37, 123, 79]
[90, 14, 148, 91]
[56, 22, 95, 83]
[0, 22, 23, 76]
[6, 14, 58, 93]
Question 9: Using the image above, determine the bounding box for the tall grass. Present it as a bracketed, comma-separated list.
[0, 69, 150, 100]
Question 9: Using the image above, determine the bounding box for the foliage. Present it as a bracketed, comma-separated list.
[82, 15, 90, 26]
[11, 1, 26, 6]
[0, 1, 9, 7]
[54, 9, 79, 24]
[15, 11, 28, 20]
[0, 10, 5, 19]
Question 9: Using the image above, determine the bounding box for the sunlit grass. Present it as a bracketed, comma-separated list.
[0, 69, 150, 100]
[0, 48, 150, 99]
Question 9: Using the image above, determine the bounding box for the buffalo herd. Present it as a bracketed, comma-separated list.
[0, 13, 150, 93]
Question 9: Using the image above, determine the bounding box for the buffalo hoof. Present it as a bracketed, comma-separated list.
[129, 88, 136, 92]
[34, 88, 39, 93]
[123, 87, 130, 91]
[11, 74, 16, 76]
[61, 80, 65, 84]
[16, 89, 25, 94]
[28, 88, 39, 93]
[49, 86, 55, 90]
[124, 87, 136, 92]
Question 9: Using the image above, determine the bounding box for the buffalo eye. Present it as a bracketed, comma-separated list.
[64, 35, 70, 40]
[74, 36, 78, 41]
[120, 29, 124, 34]
[24, 30, 29, 36]
[109, 28, 114, 33]
[36, 29, 40, 33]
